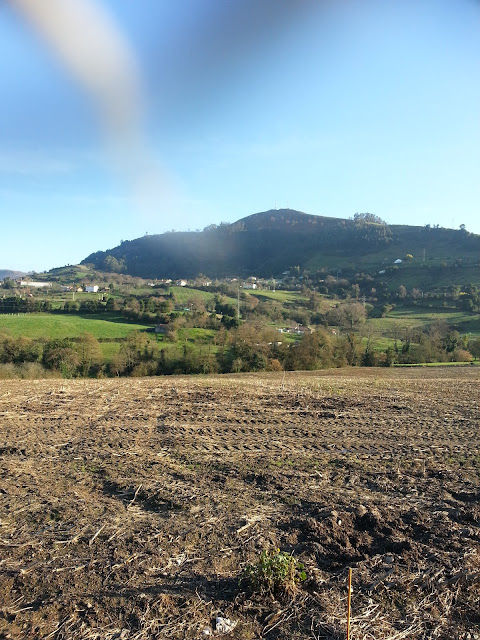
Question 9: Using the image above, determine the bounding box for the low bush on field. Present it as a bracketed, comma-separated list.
[241, 549, 306, 596]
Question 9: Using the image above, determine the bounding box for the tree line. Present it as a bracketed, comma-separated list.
[1, 318, 479, 380]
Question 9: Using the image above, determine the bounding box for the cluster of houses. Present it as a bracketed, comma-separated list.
[17, 280, 102, 293]
[148, 276, 267, 290]
[378, 258, 403, 275]
[148, 278, 212, 288]
[278, 324, 312, 335]
[18, 280, 52, 289]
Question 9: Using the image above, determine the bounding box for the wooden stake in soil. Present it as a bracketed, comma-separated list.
[347, 567, 352, 640]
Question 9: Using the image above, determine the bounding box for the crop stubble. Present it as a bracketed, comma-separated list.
[0, 368, 479, 639]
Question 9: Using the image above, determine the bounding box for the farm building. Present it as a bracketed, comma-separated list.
[243, 283, 257, 289]
[85, 285, 99, 293]
[154, 324, 169, 334]
[281, 325, 312, 335]
[19, 280, 52, 288]
[291, 324, 312, 334]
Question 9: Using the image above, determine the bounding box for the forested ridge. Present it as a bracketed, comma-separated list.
[81, 209, 441, 279]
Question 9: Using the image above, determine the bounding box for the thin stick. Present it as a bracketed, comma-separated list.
[89, 523, 106, 546]
[347, 567, 352, 640]
[128, 484, 143, 507]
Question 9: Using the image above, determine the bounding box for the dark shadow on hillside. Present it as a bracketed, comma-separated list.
[72, 313, 153, 326]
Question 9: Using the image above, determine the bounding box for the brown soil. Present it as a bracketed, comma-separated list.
[1, 368, 479, 639]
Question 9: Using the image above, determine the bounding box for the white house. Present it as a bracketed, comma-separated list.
[293, 324, 312, 334]
[19, 280, 52, 288]
[176, 280, 187, 287]
[243, 283, 257, 290]
[85, 285, 99, 293]
[282, 324, 312, 335]
[394, 259, 402, 265]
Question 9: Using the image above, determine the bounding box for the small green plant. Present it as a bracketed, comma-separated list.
[241, 549, 306, 596]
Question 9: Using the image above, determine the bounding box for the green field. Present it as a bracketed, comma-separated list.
[0, 313, 151, 340]
[366, 305, 480, 336]
[169, 286, 237, 307]
[305, 232, 480, 291]
[253, 289, 308, 304]
[379, 264, 480, 292]
[178, 328, 216, 342]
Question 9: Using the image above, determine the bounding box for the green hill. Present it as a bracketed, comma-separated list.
[0, 269, 26, 281]
[81, 209, 480, 287]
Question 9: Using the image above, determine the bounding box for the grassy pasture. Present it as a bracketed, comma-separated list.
[366, 305, 480, 335]
[378, 264, 480, 292]
[253, 289, 308, 304]
[170, 286, 238, 308]
[178, 327, 217, 343]
[0, 313, 151, 340]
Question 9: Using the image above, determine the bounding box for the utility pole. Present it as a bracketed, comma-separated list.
[237, 287, 240, 321]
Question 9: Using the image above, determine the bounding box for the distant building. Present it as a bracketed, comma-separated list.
[281, 325, 312, 335]
[176, 280, 187, 287]
[394, 259, 402, 264]
[294, 324, 312, 334]
[85, 285, 99, 293]
[154, 324, 169, 334]
[19, 280, 52, 288]
[243, 283, 257, 289]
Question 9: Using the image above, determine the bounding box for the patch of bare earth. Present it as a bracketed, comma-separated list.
[1, 368, 479, 639]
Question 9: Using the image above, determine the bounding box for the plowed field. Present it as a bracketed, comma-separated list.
[1, 368, 479, 639]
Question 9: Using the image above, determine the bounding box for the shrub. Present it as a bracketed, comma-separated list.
[451, 348, 473, 363]
[268, 358, 284, 371]
[0, 363, 16, 379]
[241, 549, 306, 596]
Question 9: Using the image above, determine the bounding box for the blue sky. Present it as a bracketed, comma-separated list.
[1, 0, 479, 272]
